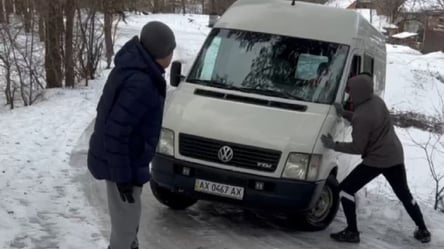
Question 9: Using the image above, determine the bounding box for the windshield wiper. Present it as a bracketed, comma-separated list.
[188, 79, 304, 101]
[245, 88, 305, 101]
[187, 79, 250, 93]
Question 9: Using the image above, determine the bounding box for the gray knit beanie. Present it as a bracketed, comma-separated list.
[140, 21, 176, 59]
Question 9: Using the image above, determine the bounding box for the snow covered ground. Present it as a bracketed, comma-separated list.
[0, 87, 108, 249]
[385, 45, 444, 116]
[0, 14, 209, 249]
[1, 10, 444, 249]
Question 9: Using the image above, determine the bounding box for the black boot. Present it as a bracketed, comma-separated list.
[330, 228, 360, 243]
[414, 228, 431, 243]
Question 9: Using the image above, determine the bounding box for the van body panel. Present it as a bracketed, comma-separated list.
[163, 83, 329, 178]
[152, 0, 387, 215]
[152, 154, 325, 211]
[216, 0, 361, 45]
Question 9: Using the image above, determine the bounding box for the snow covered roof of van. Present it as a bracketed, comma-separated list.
[215, 0, 384, 45]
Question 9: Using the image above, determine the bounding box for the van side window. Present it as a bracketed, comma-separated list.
[363, 54, 374, 75]
[343, 55, 362, 111]
[349, 55, 361, 78]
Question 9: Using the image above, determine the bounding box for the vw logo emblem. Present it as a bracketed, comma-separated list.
[218, 146, 234, 163]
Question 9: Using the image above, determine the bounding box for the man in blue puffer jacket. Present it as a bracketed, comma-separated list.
[87, 21, 175, 249]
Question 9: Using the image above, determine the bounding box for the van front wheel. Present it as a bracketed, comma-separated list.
[150, 180, 198, 210]
[291, 175, 339, 231]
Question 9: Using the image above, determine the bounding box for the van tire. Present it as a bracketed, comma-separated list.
[291, 175, 340, 231]
[150, 180, 198, 210]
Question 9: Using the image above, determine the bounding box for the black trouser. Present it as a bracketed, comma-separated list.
[339, 163, 427, 232]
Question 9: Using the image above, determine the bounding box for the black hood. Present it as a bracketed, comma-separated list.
[348, 75, 374, 106]
[113, 36, 165, 84]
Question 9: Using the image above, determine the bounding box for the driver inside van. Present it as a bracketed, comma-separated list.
[309, 63, 329, 87]
[310, 62, 333, 102]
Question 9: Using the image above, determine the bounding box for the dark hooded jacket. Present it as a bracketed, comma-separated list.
[87, 36, 166, 185]
[334, 75, 404, 168]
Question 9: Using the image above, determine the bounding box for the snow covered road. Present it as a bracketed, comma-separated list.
[71, 125, 444, 249]
[71, 13, 444, 249]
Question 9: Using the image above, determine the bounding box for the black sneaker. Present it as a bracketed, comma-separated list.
[414, 228, 431, 243]
[330, 229, 360, 243]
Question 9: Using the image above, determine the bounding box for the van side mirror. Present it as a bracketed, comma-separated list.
[170, 61, 184, 87]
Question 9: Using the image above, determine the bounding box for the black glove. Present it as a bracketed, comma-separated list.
[321, 134, 336, 150]
[116, 182, 135, 203]
[334, 103, 344, 117]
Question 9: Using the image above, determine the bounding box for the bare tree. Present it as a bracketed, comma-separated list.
[181, 0, 186, 14]
[210, 0, 215, 13]
[375, 0, 406, 23]
[75, 5, 104, 86]
[408, 84, 444, 211]
[23, 0, 32, 33]
[0, 24, 16, 108]
[64, 0, 76, 88]
[153, 0, 160, 13]
[103, 0, 113, 69]
[24, 10, 44, 104]
[0, 0, 5, 23]
[9, 0, 32, 32]
[409, 132, 444, 210]
[44, 0, 63, 88]
[0, 13, 44, 108]
[15, 0, 24, 15]
[410, 0, 444, 10]
[35, 0, 45, 41]
[4, 0, 13, 23]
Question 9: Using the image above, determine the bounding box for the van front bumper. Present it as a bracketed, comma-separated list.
[151, 154, 325, 212]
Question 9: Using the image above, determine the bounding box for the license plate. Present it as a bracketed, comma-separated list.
[194, 179, 244, 200]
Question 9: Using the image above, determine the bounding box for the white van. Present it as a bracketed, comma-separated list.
[150, 0, 386, 230]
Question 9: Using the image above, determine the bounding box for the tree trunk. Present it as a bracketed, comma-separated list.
[5, 0, 13, 23]
[201, 0, 205, 14]
[88, 10, 97, 81]
[28, 14, 37, 104]
[153, 0, 160, 13]
[34, 0, 45, 40]
[64, 0, 75, 88]
[210, 0, 216, 14]
[23, 0, 32, 33]
[44, 0, 63, 88]
[435, 182, 439, 210]
[38, 13, 44, 40]
[167, 0, 174, 12]
[5, 66, 13, 108]
[15, 0, 25, 15]
[0, 0, 5, 23]
[181, 0, 186, 14]
[56, 2, 64, 51]
[104, 10, 113, 69]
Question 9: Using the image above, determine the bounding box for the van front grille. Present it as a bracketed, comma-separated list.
[179, 134, 281, 172]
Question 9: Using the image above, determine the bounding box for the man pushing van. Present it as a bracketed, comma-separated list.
[321, 74, 431, 243]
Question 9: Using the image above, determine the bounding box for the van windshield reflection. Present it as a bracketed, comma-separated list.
[187, 29, 349, 104]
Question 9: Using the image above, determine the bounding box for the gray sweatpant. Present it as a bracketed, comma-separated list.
[106, 181, 142, 249]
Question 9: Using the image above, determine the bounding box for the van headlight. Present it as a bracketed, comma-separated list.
[282, 153, 322, 181]
[156, 128, 175, 156]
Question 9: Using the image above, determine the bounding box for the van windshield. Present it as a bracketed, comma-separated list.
[187, 29, 349, 104]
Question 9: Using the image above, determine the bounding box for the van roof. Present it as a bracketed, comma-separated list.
[215, 0, 385, 45]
